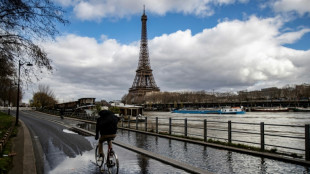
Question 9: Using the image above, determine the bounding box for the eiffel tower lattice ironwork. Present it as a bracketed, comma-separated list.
[129, 7, 160, 96]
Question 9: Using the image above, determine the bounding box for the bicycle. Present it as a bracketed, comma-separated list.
[95, 138, 119, 173]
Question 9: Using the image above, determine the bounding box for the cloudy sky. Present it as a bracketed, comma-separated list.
[24, 0, 310, 103]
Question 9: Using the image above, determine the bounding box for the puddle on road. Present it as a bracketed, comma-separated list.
[44, 139, 67, 172]
[48, 136, 98, 174]
[49, 136, 190, 174]
[63, 129, 78, 134]
[77, 122, 96, 132]
[49, 148, 97, 174]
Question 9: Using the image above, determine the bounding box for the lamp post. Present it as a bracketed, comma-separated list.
[15, 60, 33, 126]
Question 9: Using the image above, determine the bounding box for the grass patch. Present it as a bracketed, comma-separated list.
[0, 111, 17, 173]
[0, 112, 15, 138]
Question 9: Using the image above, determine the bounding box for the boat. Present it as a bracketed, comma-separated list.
[219, 106, 246, 114]
[291, 107, 310, 112]
[172, 106, 245, 114]
[171, 108, 221, 114]
[121, 114, 146, 122]
[251, 107, 289, 112]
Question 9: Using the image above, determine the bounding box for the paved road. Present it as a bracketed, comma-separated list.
[20, 111, 92, 173]
[19, 111, 190, 174]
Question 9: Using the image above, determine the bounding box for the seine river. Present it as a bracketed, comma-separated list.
[143, 111, 310, 157]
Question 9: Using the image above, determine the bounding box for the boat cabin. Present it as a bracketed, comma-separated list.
[117, 104, 143, 117]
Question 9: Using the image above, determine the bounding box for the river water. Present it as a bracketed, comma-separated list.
[116, 129, 310, 174]
[75, 111, 310, 173]
[142, 111, 310, 156]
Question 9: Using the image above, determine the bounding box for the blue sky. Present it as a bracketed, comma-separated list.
[57, 0, 310, 50]
[24, 0, 310, 103]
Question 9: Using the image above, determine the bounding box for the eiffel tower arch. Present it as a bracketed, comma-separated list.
[128, 7, 160, 101]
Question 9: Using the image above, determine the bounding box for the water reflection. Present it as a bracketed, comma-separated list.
[76, 122, 310, 173]
[44, 138, 67, 172]
[137, 154, 149, 174]
[116, 129, 310, 174]
[77, 123, 96, 132]
[135, 133, 150, 173]
[260, 158, 267, 174]
[49, 136, 189, 174]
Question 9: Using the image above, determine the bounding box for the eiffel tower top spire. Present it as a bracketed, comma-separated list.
[138, 5, 149, 70]
[143, 5, 145, 15]
[128, 7, 160, 98]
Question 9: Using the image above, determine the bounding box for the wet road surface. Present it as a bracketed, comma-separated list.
[19, 111, 189, 173]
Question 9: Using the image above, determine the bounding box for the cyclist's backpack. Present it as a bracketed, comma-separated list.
[98, 110, 120, 135]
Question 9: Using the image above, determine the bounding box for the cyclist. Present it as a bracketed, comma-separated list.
[60, 108, 64, 119]
[95, 110, 120, 157]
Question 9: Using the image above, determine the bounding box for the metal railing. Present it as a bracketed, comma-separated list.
[23, 109, 309, 161]
[120, 116, 308, 160]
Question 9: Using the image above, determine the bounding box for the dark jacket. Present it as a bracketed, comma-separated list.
[95, 110, 120, 139]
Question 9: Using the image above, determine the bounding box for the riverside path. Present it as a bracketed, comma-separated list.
[17, 110, 194, 173]
[16, 110, 310, 173]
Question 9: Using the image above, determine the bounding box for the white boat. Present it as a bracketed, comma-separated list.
[122, 114, 146, 122]
[220, 106, 246, 114]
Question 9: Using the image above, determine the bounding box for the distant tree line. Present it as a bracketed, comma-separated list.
[122, 83, 310, 105]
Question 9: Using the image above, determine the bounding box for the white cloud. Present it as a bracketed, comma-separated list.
[39, 34, 138, 102]
[272, 0, 310, 16]
[276, 28, 310, 44]
[24, 15, 310, 102]
[150, 15, 309, 91]
[70, 0, 251, 20]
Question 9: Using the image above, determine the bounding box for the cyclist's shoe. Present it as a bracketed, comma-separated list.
[97, 153, 104, 161]
[107, 160, 115, 167]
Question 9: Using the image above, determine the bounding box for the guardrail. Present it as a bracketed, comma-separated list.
[121, 116, 308, 160]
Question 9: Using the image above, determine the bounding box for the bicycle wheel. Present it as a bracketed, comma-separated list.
[106, 150, 119, 174]
[95, 145, 104, 168]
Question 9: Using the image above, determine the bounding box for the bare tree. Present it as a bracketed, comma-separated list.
[31, 84, 56, 108]
[0, 0, 68, 82]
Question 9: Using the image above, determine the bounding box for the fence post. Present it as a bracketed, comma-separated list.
[121, 118, 124, 128]
[128, 116, 130, 129]
[260, 122, 265, 151]
[204, 119, 207, 142]
[136, 116, 138, 130]
[169, 117, 172, 135]
[156, 117, 158, 134]
[228, 121, 232, 143]
[145, 117, 148, 132]
[305, 124, 310, 160]
[184, 118, 188, 137]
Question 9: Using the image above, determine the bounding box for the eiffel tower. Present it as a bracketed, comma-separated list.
[129, 7, 160, 97]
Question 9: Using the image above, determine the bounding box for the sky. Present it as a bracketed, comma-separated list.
[23, 0, 310, 103]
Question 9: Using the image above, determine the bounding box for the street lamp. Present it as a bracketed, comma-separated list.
[15, 60, 33, 126]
